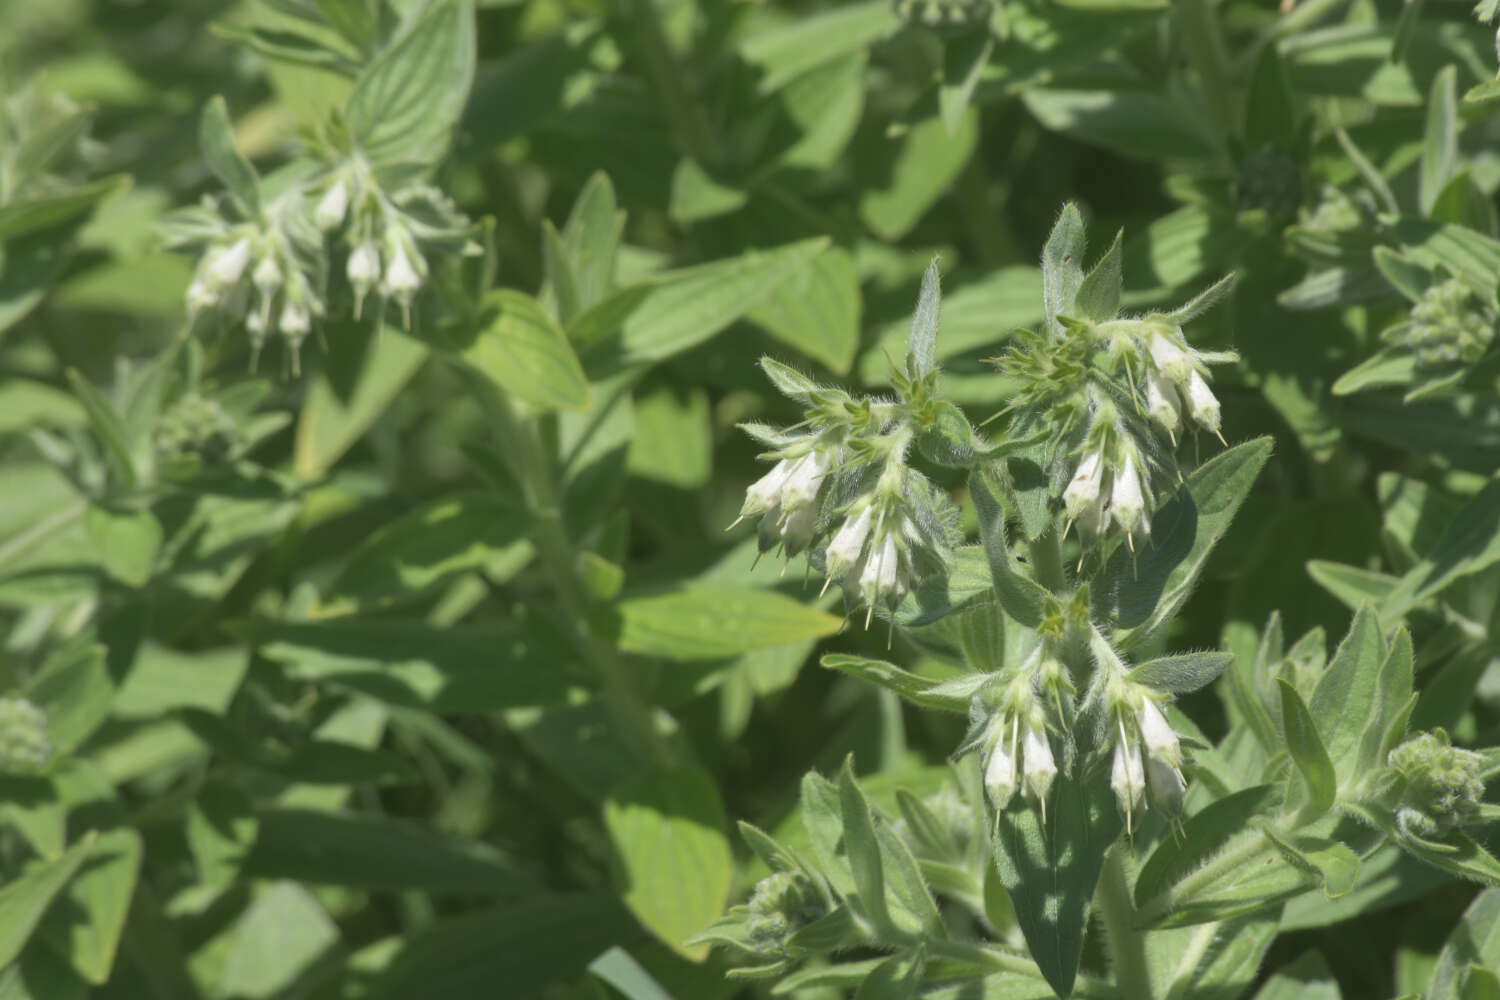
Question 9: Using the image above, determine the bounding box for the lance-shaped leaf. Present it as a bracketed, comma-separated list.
[1279, 680, 1337, 815]
[1135, 785, 1282, 907]
[905, 257, 941, 380]
[1042, 203, 1086, 337]
[820, 654, 974, 713]
[1308, 605, 1386, 782]
[1072, 229, 1123, 323]
[1428, 889, 1500, 1000]
[0, 835, 94, 970]
[1127, 651, 1234, 693]
[990, 767, 1120, 997]
[199, 96, 260, 216]
[1096, 437, 1273, 649]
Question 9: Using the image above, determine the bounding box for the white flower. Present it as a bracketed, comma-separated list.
[348, 241, 382, 288]
[279, 300, 311, 339]
[984, 719, 1019, 812]
[859, 534, 902, 609]
[1145, 756, 1187, 816]
[207, 238, 251, 288]
[1021, 722, 1057, 809]
[1138, 698, 1182, 768]
[1184, 370, 1222, 438]
[741, 459, 795, 521]
[1110, 728, 1146, 830]
[781, 451, 829, 511]
[252, 253, 282, 295]
[1063, 450, 1105, 520]
[185, 279, 219, 314]
[315, 180, 349, 230]
[1109, 453, 1149, 542]
[1145, 369, 1181, 441]
[779, 502, 818, 554]
[1148, 330, 1193, 384]
[825, 506, 872, 579]
[383, 241, 423, 296]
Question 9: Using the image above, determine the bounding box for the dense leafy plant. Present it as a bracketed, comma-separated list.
[7, 0, 1500, 998]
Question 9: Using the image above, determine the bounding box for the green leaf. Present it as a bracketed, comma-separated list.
[49, 827, 141, 984]
[1359, 627, 1414, 774]
[990, 767, 1120, 998]
[1420, 66, 1459, 216]
[1306, 560, 1400, 611]
[819, 654, 974, 713]
[626, 385, 712, 489]
[64, 370, 135, 489]
[1308, 606, 1385, 781]
[604, 766, 732, 960]
[740, 0, 898, 94]
[83, 505, 161, 588]
[904, 257, 942, 380]
[1252, 951, 1341, 1000]
[562, 172, 623, 313]
[1244, 45, 1299, 150]
[295, 325, 428, 478]
[541, 221, 580, 325]
[0, 836, 93, 970]
[970, 467, 1051, 629]
[1332, 348, 1418, 396]
[244, 807, 534, 893]
[23, 640, 114, 756]
[343, 0, 475, 165]
[1126, 651, 1234, 693]
[838, 758, 894, 935]
[325, 492, 532, 610]
[1260, 827, 1360, 899]
[616, 239, 828, 366]
[460, 290, 591, 411]
[256, 619, 572, 711]
[1097, 437, 1274, 648]
[198, 96, 260, 215]
[853, 950, 924, 1000]
[1431, 890, 1500, 1000]
[747, 247, 861, 374]
[1279, 679, 1337, 814]
[187, 780, 258, 886]
[669, 158, 747, 223]
[1135, 785, 1282, 907]
[213, 881, 339, 1000]
[1041, 203, 1086, 337]
[618, 586, 841, 660]
[939, 33, 994, 137]
[1381, 477, 1500, 619]
[0, 177, 128, 241]
[1400, 830, 1500, 887]
[858, 111, 977, 241]
[1072, 229, 1123, 323]
[369, 892, 636, 999]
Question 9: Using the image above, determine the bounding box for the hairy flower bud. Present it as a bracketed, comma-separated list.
[745, 871, 827, 953]
[1138, 698, 1182, 769]
[252, 252, 282, 295]
[1145, 369, 1181, 441]
[1111, 729, 1145, 831]
[1390, 730, 1486, 838]
[858, 533, 903, 610]
[1109, 453, 1149, 543]
[1064, 450, 1105, 520]
[825, 505, 872, 580]
[1021, 722, 1057, 809]
[207, 237, 251, 289]
[0, 697, 52, 774]
[741, 459, 796, 521]
[1145, 755, 1186, 816]
[1184, 370, 1222, 438]
[315, 179, 349, 230]
[984, 718, 1019, 812]
[781, 451, 830, 512]
[1148, 331, 1193, 384]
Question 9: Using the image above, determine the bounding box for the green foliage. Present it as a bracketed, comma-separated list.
[7, 0, 1500, 996]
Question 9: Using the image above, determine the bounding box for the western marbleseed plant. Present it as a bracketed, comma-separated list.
[700, 211, 1500, 998]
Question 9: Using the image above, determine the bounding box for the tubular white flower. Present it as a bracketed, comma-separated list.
[779, 502, 818, 554]
[781, 450, 829, 511]
[1145, 369, 1181, 439]
[1063, 450, 1104, 519]
[741, 459, 795, 519]
[315, 180, 349, 230]
[1145, 756, 1187, 816]
[984, 719, 1019, 812]
[1147, 330, 1193, 384]
[1021, 722, 1057, 805]
[1109, 453, 1148, 538]
[825, 506, 873, 579]
[859, 534, 901, 609]
[1111, 728, 1145, 828]
[1184, 370, 1222, 436]
[279, 300, 311, 339]
[383, 240, 423, 297]
[1138, 697, 1182, 768]
[207, 238, 251, 288]
[252, 253, 282, 295]
[348, 241, 382, 288]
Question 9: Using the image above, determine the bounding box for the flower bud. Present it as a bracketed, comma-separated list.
[1144, 755, 1186, 816]
[280, 300, 311, 340]
[1064, 450, 1104, 520]
[741, 459, 796, 521]
[1021, 722, 1057, 807]
[1138, 698, 1182, 769]
[781, 451, 830, 512]
[825, 506, 873, 579]
[1145, 369, 1181, 441]
[984, 720, 1019, 812]
[1110, 731, 1145, 830]
[186, 279, 219, 315]
[1184, 370, 1222, 437]
[0, 697, 52, 774]
[779, 501, 819, 556]
[315, 179, 349, 230]
[1109, 453, 1149, 542]
[252, 253, 282, 295]
[859, 533, 903, 610]
[207, 237, 251, 289]
[1147, 330, 1193, 384]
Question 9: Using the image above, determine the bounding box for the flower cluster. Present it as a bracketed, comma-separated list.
[744, 871, 829, 954]
[1389, 729, 1486, 839]
[0, 697, 52, 774]
[1402, 277, 1495, 369]
[964, 644, 1077, 824]
[736, 439, 839, 558]
[152, 392, 239, 465]
[1107, 694, 1186, 831]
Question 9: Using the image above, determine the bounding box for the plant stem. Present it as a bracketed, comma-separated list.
[1173, 0, 1237, 143]
[483, 384, 674, 770]
[1097, 845, 1155, 1000]
[1134, 826, 1270, 926]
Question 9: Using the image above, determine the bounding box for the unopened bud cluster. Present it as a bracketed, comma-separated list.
[1389, 729, 1486, 839]
[152, 393, 239, 464]
[972, 656, 1064, 822]
[744, 871, 828, 953]
[0, 697, 52, 774]
[1402, 278, 1495, 368]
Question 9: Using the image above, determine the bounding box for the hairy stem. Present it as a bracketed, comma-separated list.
[1097, 845, 1155, 1000]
